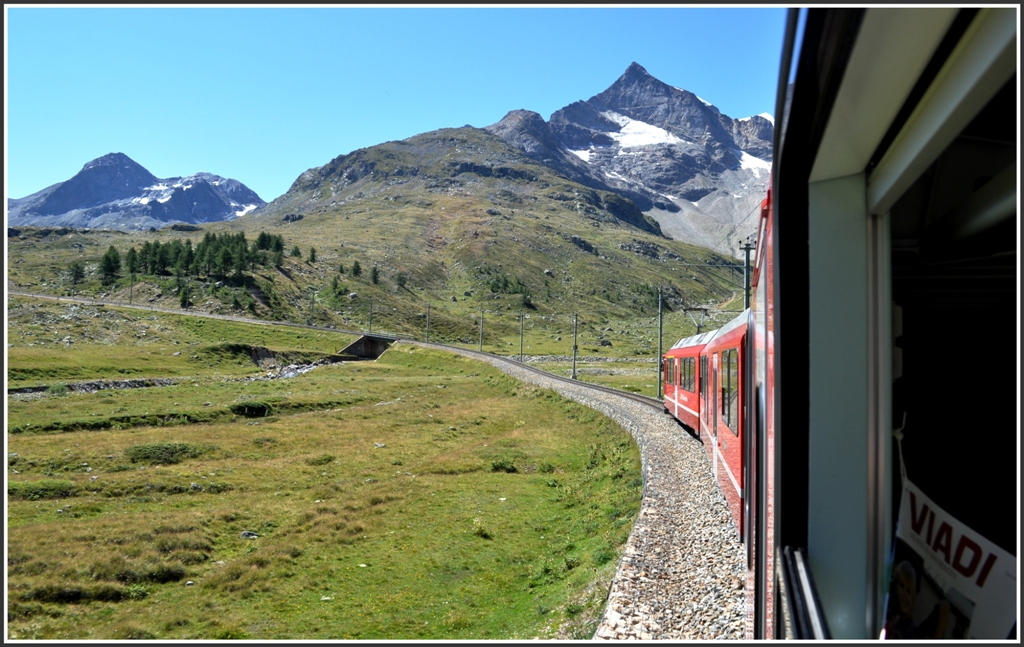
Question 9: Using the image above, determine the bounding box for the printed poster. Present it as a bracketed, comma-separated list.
[883, 479, 1017, 639]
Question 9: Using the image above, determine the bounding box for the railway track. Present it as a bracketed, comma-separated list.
[417, 339, 745, 639]
[8, 290, 665, 410]
[401, 339, 666, 412]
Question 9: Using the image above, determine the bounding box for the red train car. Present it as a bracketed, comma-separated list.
[664, 310, 749, 536]
[662, 330, 714, 434]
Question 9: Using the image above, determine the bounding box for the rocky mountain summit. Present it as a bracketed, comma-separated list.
[7, 152, 265, 231]
[487, 63, 773, 256]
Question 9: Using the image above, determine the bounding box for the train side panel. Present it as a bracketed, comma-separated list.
[703, 319, 748, 536]
[747, 191, 775, 638]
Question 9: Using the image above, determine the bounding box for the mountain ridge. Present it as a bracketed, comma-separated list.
[8, 63, 770, 256]
[7, 152, 265, 231]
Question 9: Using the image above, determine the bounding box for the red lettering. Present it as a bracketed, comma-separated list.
[931, 522, 953, 564]
[926, 510, 936, 545]
[952, 535, 983, 577]
[910, 491, 930, 535]
[975, 553, 998, 587]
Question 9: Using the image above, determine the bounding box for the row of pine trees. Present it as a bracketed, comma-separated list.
[93, 231, 289, 285]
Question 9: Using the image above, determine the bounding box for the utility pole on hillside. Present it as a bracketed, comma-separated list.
[571, 313, 578, 380]
[657, 288, 663, 399]
[519, 311, 524, 362]
[740, 235, 756, 309]
[478, 309, 484, 351]
[181, 277, 191, 311]
[425, 303, 430, 343]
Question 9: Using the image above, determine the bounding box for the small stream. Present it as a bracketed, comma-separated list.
[8, 357, 351, 397]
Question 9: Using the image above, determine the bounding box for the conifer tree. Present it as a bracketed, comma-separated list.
[125, 247, 139, 276]
[99, 245, 121, 284]
[69, 261, 85, 289]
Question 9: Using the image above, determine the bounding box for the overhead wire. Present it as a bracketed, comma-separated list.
[706, 197, 764, 257]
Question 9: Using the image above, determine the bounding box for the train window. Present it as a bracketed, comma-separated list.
[720, 353, 726, 420]
[722, 348, 739, 435]
[665, 358, 674, 386]
[681, 357, 696, 392]
[700, 355, 708, 400]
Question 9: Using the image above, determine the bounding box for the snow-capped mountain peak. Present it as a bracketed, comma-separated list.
[487, 63, 774, 257]
[8, 153, 266, 231]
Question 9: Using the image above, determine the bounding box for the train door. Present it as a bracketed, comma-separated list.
[663, 356, 671, 409]
[672, 357, 680, 416]
[700, 355, 709, 439]
[720, 345, 744, 535]
[711, 352, 719, 476]
[667, 357, 677, 417]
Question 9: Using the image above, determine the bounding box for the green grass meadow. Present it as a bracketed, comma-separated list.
[7, 300, 642, 640]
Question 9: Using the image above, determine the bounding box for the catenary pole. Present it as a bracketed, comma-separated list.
[741, 236, 755, 309]
[571, 313, 578, 380]
[519, 311, 524, 362]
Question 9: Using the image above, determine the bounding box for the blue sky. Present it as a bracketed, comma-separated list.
[5, 6, 787, 203]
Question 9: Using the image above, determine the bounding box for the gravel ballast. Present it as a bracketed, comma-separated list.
[425, 344, 746, 640]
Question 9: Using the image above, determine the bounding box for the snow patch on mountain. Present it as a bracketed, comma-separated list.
[601, 111, 687, 148]
[739, 113, 775, 125]
[739, 150, 771, 171]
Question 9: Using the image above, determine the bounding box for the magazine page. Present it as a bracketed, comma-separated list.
[883, 479, 1017, 639]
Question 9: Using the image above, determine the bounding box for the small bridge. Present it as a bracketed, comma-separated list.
[338, 334, 395, 360]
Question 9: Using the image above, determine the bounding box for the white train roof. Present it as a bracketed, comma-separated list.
[669, 329, 718, 350]
[669, 309, 749, 350]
